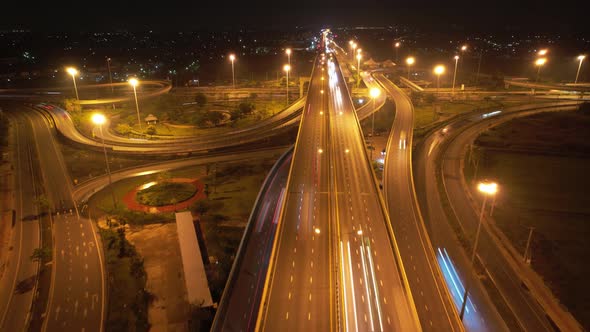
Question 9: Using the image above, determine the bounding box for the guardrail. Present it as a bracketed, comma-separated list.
[399, 76, 424, 92]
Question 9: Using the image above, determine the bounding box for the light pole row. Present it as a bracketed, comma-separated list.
[65, 67, 142, 131]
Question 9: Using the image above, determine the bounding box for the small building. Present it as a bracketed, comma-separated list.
[144, 114, 158, 125]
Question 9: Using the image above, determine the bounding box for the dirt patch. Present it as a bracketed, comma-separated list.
[127, 223, 190, 332]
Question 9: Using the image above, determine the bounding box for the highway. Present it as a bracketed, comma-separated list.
[0, 109, 41, 332]
[34, 99, 304, 155]
[258, 45, 420, 330]
[375, 73, 508, 332]
[0, 102, 105, 332]
[374, 73, 465, 331]
[414, 101, 582, 332]
[257, 53, 334, 331]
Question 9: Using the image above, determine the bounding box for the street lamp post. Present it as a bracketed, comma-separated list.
[575, 55, 585, 84]
[66, 67, 79, 100]
[286, 48, 292, 67]
[369, 87, 381, 137]
[535, 58, 547, 82]
[406, 57, 415, 80]
[283, 64, 291, 104]
[452, 55, 460, 95]
[128, 78, 142, 132]
[351, 42, 357, 62]
[106, 58, 115, 110]
[459, 181, 498, 320]
[434, 65, 445, 94]
[91, 113, 117, 209]
[394, 42, 400, 63]
[356, 53, 362, 88]
[229, 54, 236, 89]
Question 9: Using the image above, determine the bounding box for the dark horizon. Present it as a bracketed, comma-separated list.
[2, 2, 588, 34]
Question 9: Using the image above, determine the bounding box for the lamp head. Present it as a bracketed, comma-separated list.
[128, 78, 139, 87]
[66, 67, 78, 76]
[535, 58, 547, 66]
[434, 65, 445, 75]
[406, 57, 415, 65]
[369, 87, 381, 98]
[91, 113, 106, 125]
[478, 181, 498, 195]
[283, 64, 291, 72]
[229, 54, 236, 61]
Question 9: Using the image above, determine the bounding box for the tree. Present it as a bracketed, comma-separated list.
[195, 93, 208, 108]
[64, 98, 81, 112]
[230, 108, 244, 121]
[31, 247, 51, 262]
[146, 125, 157, 136]
[238, 102, 255, 115]
[115, 123, 133, 136]
[206, 111, 224, 126]
[117, 227, 126, 257]
[192, 199, 211, 216]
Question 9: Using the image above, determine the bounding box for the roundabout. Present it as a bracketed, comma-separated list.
[122, 178, 206, 213]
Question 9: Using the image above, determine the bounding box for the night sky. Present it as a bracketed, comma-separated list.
[1, 1, 587, 33]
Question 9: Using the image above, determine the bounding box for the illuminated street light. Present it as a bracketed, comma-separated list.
[460, 181, 498, 320]
[461, 44, 468, 52]
[106, 57, 115, 109]
[535, 58, 547, 82]
[66, 67, 79, 100]
[538, 49, 548, 56]
[369, 87, 381, 137]
[452, 55, 460, 94]
[91, 113, 117, 208]
[434, 65, 445, 94]
[394, 41, 400, 62]
[575, 55, 585, 84]
[406, 56, 415, 80]
[229, 54, 236, 89]
[286, 48, 292, 67]
[356, 53, 362, 87]
[351, 42, 357, 61]
[128, 78, 142, 132]
[283, 64, 291, 104]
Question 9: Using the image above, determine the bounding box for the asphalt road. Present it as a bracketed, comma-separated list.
[2, 103, 105, 332]
[328, 58, 419, 331]
[258, 50, 420, 331]
[0, 108, 41, 332]
[376, 74, 511, 332]
[36, 98, 305, 155]
[414, 101, 581, 332]
[258, 54, 334, 331]
[374, 74, 466, 331]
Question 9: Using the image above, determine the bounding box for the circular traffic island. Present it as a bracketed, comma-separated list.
[135, 181, 197, 207]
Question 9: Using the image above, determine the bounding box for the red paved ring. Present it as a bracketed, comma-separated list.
[122, 178, 206, 213]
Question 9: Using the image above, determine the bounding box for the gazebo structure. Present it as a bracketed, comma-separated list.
[144, 114, 158, 125]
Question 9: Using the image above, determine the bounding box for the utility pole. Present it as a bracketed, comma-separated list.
[523, 227, 535, 264]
